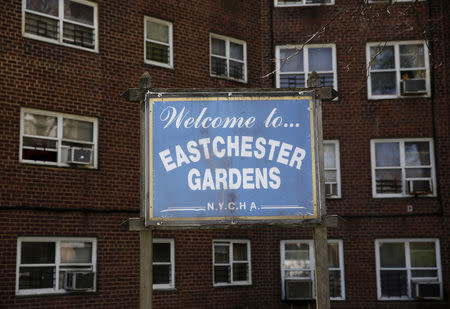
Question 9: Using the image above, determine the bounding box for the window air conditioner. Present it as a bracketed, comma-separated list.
[69, 147, 92, 165]
[285, 279, 313, 300]
[406, 179, 432, 195]
[64, 271, 95, 291]
[401, 79, 426, 95]
[411, 279, 440, 298]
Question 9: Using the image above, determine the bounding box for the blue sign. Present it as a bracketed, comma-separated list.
[145, 92, 320, 226]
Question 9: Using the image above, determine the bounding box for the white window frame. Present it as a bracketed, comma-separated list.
[16, 237, 97, 296]
[324, 140, 341, 199]
[20, 108, 98, 168]
[375, 239, 443, 300]
[275, 44, 337, 90]
[22, 0, 98, 52]
[367, 0, 425, 4]
[152, 239, 175, 290]
[213, 239, 251, 287]
[144, 16, 173, 69]
[210, 33, 247, 83]
[366, 41, 430, 99]
[280, 239, 345, 300]
[275, 0, 335, 7]
[370, 138, 436, 198]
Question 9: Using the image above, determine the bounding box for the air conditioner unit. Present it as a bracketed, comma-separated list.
[406, 179, 432, 195]
[401, 79, 426, 95]
[411, 279, 440, 298]
[69, 147, 92, 165]
[64, 271, 95, 291]
[285, 279, 313, 300]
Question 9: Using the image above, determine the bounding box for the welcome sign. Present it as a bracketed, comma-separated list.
[145, 91, 321, 226]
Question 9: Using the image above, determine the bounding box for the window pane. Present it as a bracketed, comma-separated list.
[405, 142, 430, 166]
[21, 242, 55, 264]
[63, 119, 93, 142]
[370, 46, 395, 70]
[26, 0, 59, 16]
[147, 21, 169, 43]
[60, 242, 92, 263]
[19, 266, 55, 289]
[400, 44, 424, 68]
[400, 69, 426, 80]
[375, 142, 400, 167]
[64, 0, 94, 25]
[308, 48, 332, 71]
[214, 245, 229, 264]
[233, 243, 247, 261]
[410, 242, 436, 268]
[285, 243, 310, 269]
[280, 74, 305, 88]
[24, 12, 59, 39]
[214, 266, 230, 283]
[376, 169, 402, 193]
[63, 22, 95, 48]
[324, 143, 336, 169]
[211, 38, 226, 56]
[380, 270, 407, 297]
[229, 60, 244, 80]
[153, 243, 171, 263]
[380, 242, 405, 267]
[230, 42, 243, 60]
[328, 243, 339, 268]
[371, 71, 396, 95]
[232, 263, 248, 281]
[280, 48, 303, 72]
[153, 265, 170, 284]
[146, 41, 169, 64]
[325, 170, 337, 183]
[285, 270, 311, 279]
[405, 168, 431, 178]
[24, 113, 57, 137]
[329, 270, 341, 298]
[211, 57, 227, 76]
[411, 269, 438, 278]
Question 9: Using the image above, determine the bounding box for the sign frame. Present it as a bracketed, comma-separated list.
[144, 90, 323, 228]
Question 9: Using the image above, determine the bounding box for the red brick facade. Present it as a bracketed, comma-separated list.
[0, 0, 448, 308]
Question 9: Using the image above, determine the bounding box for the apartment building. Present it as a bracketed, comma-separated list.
[0, 0, 448, 308]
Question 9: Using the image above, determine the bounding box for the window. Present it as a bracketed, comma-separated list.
[16, 237, 96, 295]
[367, 41, 430, 99]
[210, 34, 247, 82]
[375, 239, 442, 300]
[371, 139, 436, 197]
[153, 239, 175, 289]
[324, 140, 341, 198]
[144, 17, 173, 68]
[276, 44, 337, 89]
[20, 108, 98, 168]
[213, 240, 251, 286]
[22, 0, 98, 51]
[280, 240, 345, 300]
[275, 0, 334, 7]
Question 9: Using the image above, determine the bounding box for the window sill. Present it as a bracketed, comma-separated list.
[210, 74, 247, 84]
[16, 290, 96, 298]
[144, 60, 174, 70]
[213, 282, 252, 288]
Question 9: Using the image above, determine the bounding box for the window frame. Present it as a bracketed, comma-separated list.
[16, 237, 97, 296]
[20, 108, 98, 168]
[370, 138, 436, 198]
[324, 140, 341, 199]
[22, 0, 98, 52]
[144, 16, 174, 69]
[274, 0, 335, 7]
[366, 41, 430, 99]
[280, 239, 345, 300]
[212, 239, 252, 287]
[152, 239, 175, 290]
[275, 44, 337, 90]
[375, 238, 443, 300]
[210, 33, 247, 83]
